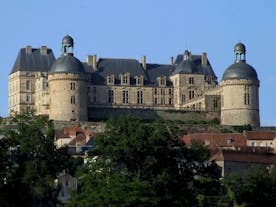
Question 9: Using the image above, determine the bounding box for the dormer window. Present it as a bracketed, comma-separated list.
[107, 74, 115, 85]
[135, 75, 144, 86]
[120, 73, 130, 85]
[158, 76, 166, 87]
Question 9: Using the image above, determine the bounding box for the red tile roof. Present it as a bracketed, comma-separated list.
[183, 133, 247, 148]
[245, 131, 276, 140]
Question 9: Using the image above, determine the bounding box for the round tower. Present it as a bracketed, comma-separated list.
[220, 42, 260, 127]
[48, 35, 90, 121]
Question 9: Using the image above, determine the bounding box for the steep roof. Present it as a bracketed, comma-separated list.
[11, 47, 55, 74]
[174, 54, 216, 78]
[91, 58, 150, 85]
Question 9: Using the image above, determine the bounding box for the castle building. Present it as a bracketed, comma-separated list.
[8, 35, 260, 126]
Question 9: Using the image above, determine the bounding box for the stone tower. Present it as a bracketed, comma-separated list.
[221, 43, 260, 127]
[48, 35, 90, 121]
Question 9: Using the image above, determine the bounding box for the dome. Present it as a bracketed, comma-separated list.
[62, 35, 74, 46]
[222, 62, 258, 81]
[234, 42, 246, 53]
[49, 54, 85, 74]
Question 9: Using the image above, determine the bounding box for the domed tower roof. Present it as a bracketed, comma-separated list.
[49, 54, 85, 74]
[49, 35, 85, 74]
[222, 42, 258, 81]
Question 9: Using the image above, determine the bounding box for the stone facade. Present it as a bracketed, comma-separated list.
[221, 79, 259, 127]
[8, 37, 260, 126]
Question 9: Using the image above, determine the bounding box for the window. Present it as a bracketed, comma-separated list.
[122, 90, 128, 104]
[213, 99, 218, 108]
[107, 75, 114, 85]
[181, 94, 185, 103]
[154, 88, 157, 95]
[168, 89, 172, 95]
[161, 98, 165, 105]
[71, 96, 75, 104]
[199, 102, 201, 109]
[108, 90, 114, 103]
[26, 80, 31, 90]
[168, 98, 172, 105]
[26, 94, 31, 103]
[189, 91, 194, 99]
[70, 82, 75, 90]
[244, 85, 250, 105]
[161, 88, 165, 95]
[154, 97, 158, 105]
[159, 76, 166, 86]
[136, 76, 143, 86]
[189, 77, 194, 84]
[121, 73, 129, 85]
[137, 90, 143, 104]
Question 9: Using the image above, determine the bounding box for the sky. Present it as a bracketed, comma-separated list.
[0, 0, 276, 126]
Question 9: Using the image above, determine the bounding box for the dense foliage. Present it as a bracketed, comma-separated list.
[0, 112, 72, 207]
[66, 116, 229, 207]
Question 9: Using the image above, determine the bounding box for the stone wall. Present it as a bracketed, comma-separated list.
[87, 107, 220, 122]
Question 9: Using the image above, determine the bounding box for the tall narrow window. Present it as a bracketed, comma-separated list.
[26, 94, 31, 103]
[108, 90, 114, 103]
[189, 77, 194, 84]
[244, 85, 250, 105]
[154, 97, 158, 105]
[154, 88, 157, 95]
[26, 80, 31, 90]
[189, 91, 194, 99]
[213, 99, 218, 108]
[70, 82, 75, 90]
[137, 90, 143, 104]
[161, 98, 165, 105]
[71, 96, 75, 104]
[168, 97, 172, 105]
[181, 94, 185, 103]
[122, 90, 129, 104]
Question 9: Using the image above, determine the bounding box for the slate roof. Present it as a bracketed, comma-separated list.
[222, 61, 258, 81]
[173, 54, 217, 78]
[146, 64, 174, 86]
[11, 48, 55, 74]
[91, 58, 150, 85]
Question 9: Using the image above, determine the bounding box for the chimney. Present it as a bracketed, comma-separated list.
[87, 55, 97, 70]
[141, 55, 147, 71]
[26, 46, 32, 54]
[40, 46, 47, 55]
[170, 56, 174, 65]
[201, 52, 207, 67]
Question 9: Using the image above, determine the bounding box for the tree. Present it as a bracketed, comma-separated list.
[67, 116, 228, 207]
[0, 111, 70, 207]
[224, 166, 276, 207]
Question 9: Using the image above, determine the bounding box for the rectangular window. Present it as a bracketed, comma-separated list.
[154, 88, 157, 95]
[189, 91, 194, 99]
[122, 90, 129, 104]
[213, 99, 218, 108]
[26, 94, 31, 103]
[26, 80, 31, 90]
[137, 90, 143, 104]
[161, 98, 165, 105]
[107, 75, 114, 85]
[189, 77, 194, 84]
[70, 82, 75, 90]
[154, 97, 158, 105]
[168, 98, 172, 105]
[244, 93, 250, 105]
[108, 90, 114, 103]
[181, 94, 185, 103]
[161, 88, 165, 95]
[71, 96, 75, 104]
[168, 89, 172, 95]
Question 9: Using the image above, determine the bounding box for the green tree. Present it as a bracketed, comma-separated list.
[67, 116, 227, 207]
[224, 166, 276, 207]
[0, 111, 70, 207]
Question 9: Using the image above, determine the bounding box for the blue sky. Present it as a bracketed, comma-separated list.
[1, 0, 276, 126]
